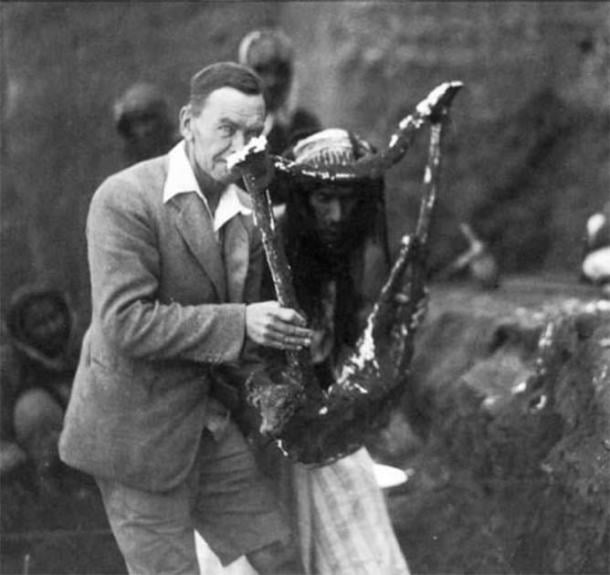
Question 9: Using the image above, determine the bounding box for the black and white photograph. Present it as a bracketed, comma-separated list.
[1, 2, 609, 574]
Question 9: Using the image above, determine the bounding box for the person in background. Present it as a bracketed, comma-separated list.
[581, 200, 610, 298]
[254, 128, 410, 574]
[238, 28, 321, 204]
[434, 221, 501, 290]
[0, 285, 79, 491]
[113, 82, 180, 166]
[59, 62, 311, 575]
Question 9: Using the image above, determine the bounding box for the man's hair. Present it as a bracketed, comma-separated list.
[188, 61, 263, 115]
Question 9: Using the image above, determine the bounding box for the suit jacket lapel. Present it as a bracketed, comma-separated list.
[223, 215, 249, 303]
[172, 193, 227, 300]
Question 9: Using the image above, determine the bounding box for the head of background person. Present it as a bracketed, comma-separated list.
[284, 128, 386, 257]
[179, 61, 266, 191]
[6, 285, 74, 361]
[114, 82, 177, 164]
[238, 28, 294, 114]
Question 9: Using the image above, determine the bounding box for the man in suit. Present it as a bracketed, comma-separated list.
[59, 62, 311, 575]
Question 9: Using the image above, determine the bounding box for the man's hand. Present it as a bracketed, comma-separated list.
[246, 301, 312, 350]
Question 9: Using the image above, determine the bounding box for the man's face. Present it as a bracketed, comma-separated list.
[253, 60, 292, 113]
[308, 185, 359, 247]
[181, 87, 265, 186]
[21, 297, 70, 357]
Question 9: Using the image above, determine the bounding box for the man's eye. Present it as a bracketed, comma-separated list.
[219, 125, 235, 136]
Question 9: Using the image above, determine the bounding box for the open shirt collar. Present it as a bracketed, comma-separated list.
[163, 140, 252, 234]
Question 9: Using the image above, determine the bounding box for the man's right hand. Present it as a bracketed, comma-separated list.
[246, 301, 312, 351]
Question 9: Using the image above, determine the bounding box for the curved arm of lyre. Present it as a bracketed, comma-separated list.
[332, 92, 456, 398]
[272, 81, 463, 183]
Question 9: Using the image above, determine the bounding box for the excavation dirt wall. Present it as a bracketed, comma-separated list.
[370, 279, 609, 574]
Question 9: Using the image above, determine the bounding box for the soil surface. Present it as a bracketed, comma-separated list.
[370, 275, 609, 575]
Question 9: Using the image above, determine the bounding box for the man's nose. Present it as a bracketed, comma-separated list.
[327, 199, 344, 223]
[231, 131, 247, 151]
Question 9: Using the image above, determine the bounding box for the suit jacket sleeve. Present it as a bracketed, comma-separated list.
[87, 175, 247, 364]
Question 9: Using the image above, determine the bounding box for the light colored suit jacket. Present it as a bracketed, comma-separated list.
[59, 155, 263, 492]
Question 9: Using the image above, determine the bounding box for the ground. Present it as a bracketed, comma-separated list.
[371, 275, 609, 575]
[1, 275, 608, 574]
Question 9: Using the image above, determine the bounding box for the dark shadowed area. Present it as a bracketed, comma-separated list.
[1, 2, 609, 574]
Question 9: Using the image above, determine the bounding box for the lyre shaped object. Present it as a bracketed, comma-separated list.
[229, 81, 463, 464]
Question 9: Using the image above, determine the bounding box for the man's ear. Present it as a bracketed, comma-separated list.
[179, 105, 193, 141]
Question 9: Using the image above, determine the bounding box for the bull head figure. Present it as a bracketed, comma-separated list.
[228, 81, 463, 464]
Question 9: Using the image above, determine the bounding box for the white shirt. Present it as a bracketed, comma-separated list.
[163, 141, 252, 240]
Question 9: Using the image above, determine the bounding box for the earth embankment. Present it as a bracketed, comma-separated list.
[373, 277, 609, 574]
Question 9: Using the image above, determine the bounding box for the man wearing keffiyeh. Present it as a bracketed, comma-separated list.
[254, 128, 411, 575]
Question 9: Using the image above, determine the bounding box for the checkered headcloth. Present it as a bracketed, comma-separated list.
[291, 128, 374, 168]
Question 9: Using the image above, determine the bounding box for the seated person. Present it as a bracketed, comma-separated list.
[0, 285, 79, 487]
[581, 201, 610, 298]
[433, 221, 500, 290]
